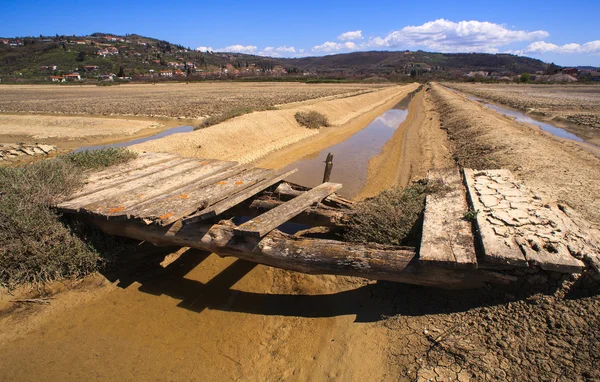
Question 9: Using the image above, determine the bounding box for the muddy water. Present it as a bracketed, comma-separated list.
[280, 98, 413, 198]
[74, 125, 195, 152]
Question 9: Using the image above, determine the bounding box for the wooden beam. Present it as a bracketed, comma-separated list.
[87, 217, 515, 289]
[234, 182, 342, 238]
[322, 152, 333, 183]
[183, 169, 298, 224]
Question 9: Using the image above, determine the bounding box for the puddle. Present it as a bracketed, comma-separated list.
[280, 97, 414, 198]
[74, 125, 195, 153]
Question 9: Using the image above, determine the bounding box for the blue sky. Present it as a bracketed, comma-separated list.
[2, 0, 599, 66]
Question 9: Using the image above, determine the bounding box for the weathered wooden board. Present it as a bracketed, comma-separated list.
[69, 157, 199, 199]
[85, 152, 178, 183]
[419, 168, 477, 269]
[183, 169, 298, 224]
[128, 167, 272, 225]
[72, 160, 237, 217]
[463, 168, 529, 268]
[234, 182, 342, 238]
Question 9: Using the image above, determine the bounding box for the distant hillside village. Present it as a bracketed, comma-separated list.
[1, 33, 599, 83]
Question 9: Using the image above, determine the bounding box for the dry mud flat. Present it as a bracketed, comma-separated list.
[0, 82, 386, 119]
[448, 83, 600, 131]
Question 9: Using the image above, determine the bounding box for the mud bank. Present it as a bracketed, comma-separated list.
[431, 83, 600, 227]
[131, 84, 420, 164]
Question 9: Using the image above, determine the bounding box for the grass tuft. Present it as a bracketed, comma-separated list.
[0, 148, 137, 289]
[294, 110, 330, 129]
[344, 180, 445, 246]
[195, 106, 277, 130]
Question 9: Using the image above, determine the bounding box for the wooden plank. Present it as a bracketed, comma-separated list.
[463, 168, 528, 268]
[67, 157, 199, 200]
[419, 168, 477, 269]
[85, 152, 178, 182]
[128, 167, 272, 225]
[183, 169, 298, 224]
[57, 159, 220, 213]
[234, 182, 342, 238]
[76, 160, 238, 217]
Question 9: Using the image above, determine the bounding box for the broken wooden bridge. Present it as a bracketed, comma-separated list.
[56, 152, 600, 289]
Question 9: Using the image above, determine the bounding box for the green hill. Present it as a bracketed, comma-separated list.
[0, 33, 552, 82]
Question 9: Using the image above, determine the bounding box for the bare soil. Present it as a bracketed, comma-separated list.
[1, 82, 599, 381]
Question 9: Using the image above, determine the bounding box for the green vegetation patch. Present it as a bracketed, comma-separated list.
[344, 180, 446, 246]
[195, 106, 277, 130]
[294, 110, 330, 129]
[0, 148, 137, 288]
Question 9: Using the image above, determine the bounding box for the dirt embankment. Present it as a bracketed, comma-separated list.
[431, 83, 600, 227]
[357, 87, 453, 199]
[132, 84, 420, 164]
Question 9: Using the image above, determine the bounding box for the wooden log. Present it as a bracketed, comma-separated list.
[234, 182, 342, 238]
[183, 169, 298, 224]
[419, 168, 477, 269]
[87, 217, 515, 289]
[322, 152, 334, 183]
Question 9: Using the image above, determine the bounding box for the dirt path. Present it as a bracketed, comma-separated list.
[357, 88, 453, 199]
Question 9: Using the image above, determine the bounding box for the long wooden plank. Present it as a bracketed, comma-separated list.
[234, 182, 342, 238]
[463, 168, 528, 268]
[419, 168, 477, 269]
[57, 159, 216, 212]
[85, 152, 177, 182]
[128, 167, 272, 225]
[183, 169, 298, 224]
[77, 160, 238, 217]
[67, 157, 200, 200]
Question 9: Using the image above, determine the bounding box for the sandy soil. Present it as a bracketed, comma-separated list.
[132, 84, 420, 164]
[0, 114, 164, 139]
[2, 82, 599, 381]
[432, 83, 600, 228]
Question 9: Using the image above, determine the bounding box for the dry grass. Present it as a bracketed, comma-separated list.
[294, 110, 330, 129]
[0, 83, 388, 119]
[344, 180, 448, 246]
[0, 148, 137, 288]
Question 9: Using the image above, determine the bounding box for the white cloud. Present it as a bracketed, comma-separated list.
[195, 46, 213, 52]
[312, 41, 357, 53]
[522, 40, 600, 54]
[259, 45, 297, 57]
[218, 45, 258, 54]
[368, 19, 549, 53]
[338, 30, 363, 41]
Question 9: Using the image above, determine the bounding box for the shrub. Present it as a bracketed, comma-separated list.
[0, 148, 137, 288]
[294, 110, 330, 129]
[344, 180, 444, 246]
[195, 106, 277, 130]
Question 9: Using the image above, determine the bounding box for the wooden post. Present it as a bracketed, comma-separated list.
[322, 153, 334, 183]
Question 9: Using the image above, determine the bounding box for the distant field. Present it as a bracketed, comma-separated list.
[0, 82, 388, 119]
[448, 83, 600, 129]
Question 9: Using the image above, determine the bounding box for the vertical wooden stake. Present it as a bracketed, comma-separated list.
[323, 153, 334, 183]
